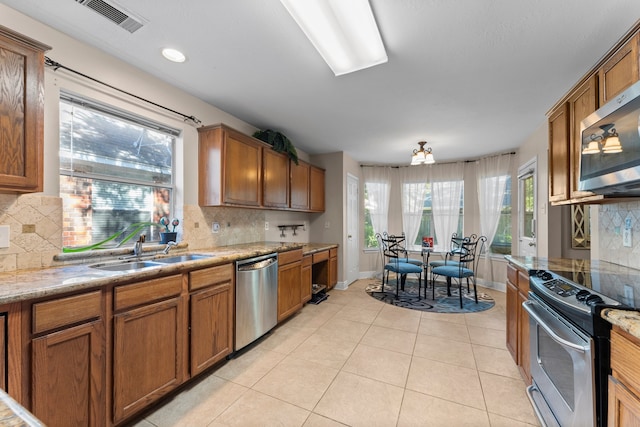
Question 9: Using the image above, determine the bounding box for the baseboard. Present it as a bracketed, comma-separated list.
[334, 281, 349, 291]
[477, 279, 506, 293]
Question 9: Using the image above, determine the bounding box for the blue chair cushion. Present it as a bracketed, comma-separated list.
[431, 265, 474, 278]
[429, 260, 461, 268]
[400, 257, 423, 266]
[385, 262, 422, 274]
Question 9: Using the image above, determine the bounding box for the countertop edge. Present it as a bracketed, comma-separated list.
[602, 308, 640, 340]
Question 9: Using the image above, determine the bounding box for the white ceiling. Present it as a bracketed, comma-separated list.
[3, 0, 640, 164]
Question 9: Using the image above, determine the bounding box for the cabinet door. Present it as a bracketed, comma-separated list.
[0, 28, 49, 192]
[548, 103, 570, 203]
[32, 320, 105, 427]
[113, 297, 184, 423]
[190, 282, 233, 376]
[329, 249, 338, 290]
[599, 32, 639, 105]
[517, 290, 531, 384]
[290, 160, 310, 210]
[506, 280, 518, 362]
[608, 375, 640, 427]
[263, 149, 289, 208]
[223, 130, 262, 206]
[301, 255, 312, 304]
[309, 166, 325, 212]
[278, 261, 302, 322]
[568, 76, 598, 198]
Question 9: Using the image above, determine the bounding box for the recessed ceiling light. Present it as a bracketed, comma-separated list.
[162, 48, 186, 63]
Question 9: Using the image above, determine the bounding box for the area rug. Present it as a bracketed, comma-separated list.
[365, 278, 495, 313]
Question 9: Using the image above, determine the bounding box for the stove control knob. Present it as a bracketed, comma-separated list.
[537, 271, 553, 281]
[576, 290, 590, 301]
[586, 294, 604, 306]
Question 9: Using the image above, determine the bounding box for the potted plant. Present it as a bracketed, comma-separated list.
[253, 129, 299, 164]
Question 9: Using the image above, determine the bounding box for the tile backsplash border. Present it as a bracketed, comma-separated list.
[598, 200, 640, 270]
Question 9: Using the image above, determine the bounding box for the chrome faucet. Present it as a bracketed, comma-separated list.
[162, 241, 177, 255]
[133, 234, 145, 257]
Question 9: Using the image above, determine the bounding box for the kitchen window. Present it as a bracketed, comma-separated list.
[59, 94, 178, 249]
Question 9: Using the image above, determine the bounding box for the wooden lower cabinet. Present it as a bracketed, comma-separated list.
[189, 264, 234, 376]
[32, 320, 105, 427]
[609, 326, 640, 426]
[278, 249, 303, 322]
[505, 264, 531, 384]
[29, 290, 105, 427]
[329, 248, 338, 290]
[112, 296, 184, 424]
[301, 255, 312, 304]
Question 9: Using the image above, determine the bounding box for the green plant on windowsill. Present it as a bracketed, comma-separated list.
[62, 222, 162, 253]
[253, 129, 299, 165]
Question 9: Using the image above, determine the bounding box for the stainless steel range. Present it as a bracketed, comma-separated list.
[524, 269, 628, 427]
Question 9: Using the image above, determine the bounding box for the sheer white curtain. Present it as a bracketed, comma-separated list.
[400, 166, 430, 250]
[431, 162, 464, 251]
[362, 166, 392, 236]
[476, 153, 513, 250]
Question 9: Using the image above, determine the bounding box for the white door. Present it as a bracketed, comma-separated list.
[346, 173, 359, 285]
[518, 158, 537, 256]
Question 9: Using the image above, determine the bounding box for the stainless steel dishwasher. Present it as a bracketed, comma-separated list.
[235, 253, 278, 351]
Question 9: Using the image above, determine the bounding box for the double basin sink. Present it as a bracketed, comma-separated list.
[90, 254, 213, 272]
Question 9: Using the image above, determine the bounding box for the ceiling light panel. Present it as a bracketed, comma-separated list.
[280, 0, 387, 76]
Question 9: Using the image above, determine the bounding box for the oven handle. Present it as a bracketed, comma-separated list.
[522, 300, 586, 353]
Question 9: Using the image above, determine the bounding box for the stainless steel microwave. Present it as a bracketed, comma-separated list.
[579, 80, 640, 196]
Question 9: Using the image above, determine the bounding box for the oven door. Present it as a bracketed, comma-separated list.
[523, 296, 595, 427]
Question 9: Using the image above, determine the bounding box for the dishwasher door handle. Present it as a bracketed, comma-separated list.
[237, 256, 277, 271]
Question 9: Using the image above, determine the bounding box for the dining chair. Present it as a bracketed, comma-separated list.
[376, 233, 423, 298]
[383, 232, 423, 266]
[429, 235, 487, 308]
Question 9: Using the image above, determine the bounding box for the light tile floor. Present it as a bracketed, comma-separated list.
[131, 280, 540, 427]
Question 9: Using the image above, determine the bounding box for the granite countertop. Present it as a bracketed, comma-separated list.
[601, 308, 640, 339]
[0, 241, 338, 305]
[0, 388, 43, 427]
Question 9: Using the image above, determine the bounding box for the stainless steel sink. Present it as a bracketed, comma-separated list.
[90, 260, 162, 271]
[152, 254, 212, 263]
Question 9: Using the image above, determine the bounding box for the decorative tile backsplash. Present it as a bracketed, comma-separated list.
[0, 194, 62, 272]
[598, 201, 640, 270]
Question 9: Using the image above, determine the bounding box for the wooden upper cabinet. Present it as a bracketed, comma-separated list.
[548, 103, 570, 203]
[198, 124, 262, 207]
[568, 75, 598, 199]
[0, 26, 50, 193]
[262, 149, 289, 208]
[309, 165, 325, 212]
[290, 160, 310, 210]
[599, 32, 639, 105]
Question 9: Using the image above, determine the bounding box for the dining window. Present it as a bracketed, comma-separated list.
[59, 93, 178, 249]
[412, 182, 464, 247]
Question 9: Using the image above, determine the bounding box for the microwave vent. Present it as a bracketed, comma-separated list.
[74, 0, 144, 33]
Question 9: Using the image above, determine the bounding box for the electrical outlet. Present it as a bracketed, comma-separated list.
[212, 222, 220, 233]
[623, 228, 632, 247]
[265, 221, 269, 230]
[325, 221, 330, 229]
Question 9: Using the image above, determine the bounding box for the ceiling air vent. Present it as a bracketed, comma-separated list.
[74, 0, 144, 33]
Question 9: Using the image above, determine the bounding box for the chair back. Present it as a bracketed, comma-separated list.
[454, 235, 487, 273]
[380, 234, 408, 264]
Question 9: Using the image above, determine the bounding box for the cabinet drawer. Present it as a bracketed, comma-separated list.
[302, 255, 312, 267]
[189, 264, 233, 292]
[279, 249, 303, 266]
[518, 270, 530, 294]
[507, 264, 518, 285]
[312, 250, 329, 263]
[114, 275, 183, 311]
[33, 290, 102, 334]
[330, 248, 337, 258]
[611, 327, 640, 395]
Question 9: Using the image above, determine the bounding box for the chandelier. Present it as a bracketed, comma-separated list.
[582, 124, 622, 154]
[411, 141, 435, 165]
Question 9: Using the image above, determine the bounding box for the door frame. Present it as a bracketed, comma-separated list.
[346, 173, 359, 285]
[518, 157, 537, 257]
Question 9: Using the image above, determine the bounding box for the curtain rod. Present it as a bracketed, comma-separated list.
[360, 151, 516, 168]
[45, 56, 202, 126]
